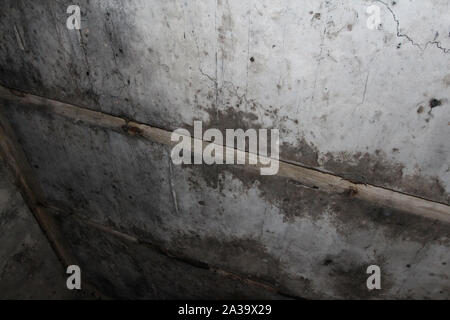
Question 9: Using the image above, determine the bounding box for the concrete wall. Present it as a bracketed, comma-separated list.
[0, 0, 449, 299]
[1, 0, 449, 203]
[0, 157, 80, 299]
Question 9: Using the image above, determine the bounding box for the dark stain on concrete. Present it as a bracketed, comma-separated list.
[57, 215, 287, 299]
[322, 150, 449, 205]
[169, 233, 312, 298]
[281, 139, 320, 167]
[417, 105, 425, 113]
[6, 102, 449, 299]
[0, 159, 87, 299]
[192, 101, 448, 204]
[429, 98, 442, 109]
[170, 162, 434, 298]
[201, 106, 261, 132]
[325, 252, 390, 299]
[172, 236, 281, 282]
[202, 105, 447, 204]
[184, 162, 450, 244]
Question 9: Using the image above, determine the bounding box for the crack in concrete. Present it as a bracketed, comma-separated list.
[70, 215, 301, 299]
[167, 150, 180, 216]
[376, 0, 450, 54]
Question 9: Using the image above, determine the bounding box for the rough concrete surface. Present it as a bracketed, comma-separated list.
[54, 214, 287, 299]
[0, 0, 449, 299]
[0, 0, 449, 203]
[2, 100, 449, 299]
[0, 157, 80, 299]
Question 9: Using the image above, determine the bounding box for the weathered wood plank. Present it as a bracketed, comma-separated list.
[1, 85, 449, 223]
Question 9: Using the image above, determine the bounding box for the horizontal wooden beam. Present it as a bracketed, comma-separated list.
[1, 85, 449, 223]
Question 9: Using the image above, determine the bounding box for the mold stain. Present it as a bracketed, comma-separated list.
[169, 234, 314, 298]
[322, 150, 448, 205]
[192, 86, 448, 204]
[183, 161, 449, 243]
[177, 163, 448, 298]
[429, 98, 442, 109]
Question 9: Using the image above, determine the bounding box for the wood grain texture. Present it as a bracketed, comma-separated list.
[1, 85, 449, 223]
[0, 104, 105, 299]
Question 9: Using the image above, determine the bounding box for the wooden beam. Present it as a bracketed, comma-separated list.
[1, 85, 449, 223]
[0, 105, 106, 299]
